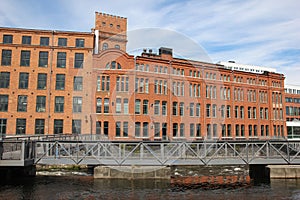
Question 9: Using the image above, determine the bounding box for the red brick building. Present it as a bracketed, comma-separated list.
[0, 12, 287, 140]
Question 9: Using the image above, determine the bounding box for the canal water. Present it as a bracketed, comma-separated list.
[1, 175, 300, 200]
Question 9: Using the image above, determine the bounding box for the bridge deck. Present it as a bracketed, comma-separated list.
[2, 137, 300, 167]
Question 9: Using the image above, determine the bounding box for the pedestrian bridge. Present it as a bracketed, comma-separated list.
[2, 135, 300, 166]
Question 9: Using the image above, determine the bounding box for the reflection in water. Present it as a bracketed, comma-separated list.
[1, 176, 300, 200]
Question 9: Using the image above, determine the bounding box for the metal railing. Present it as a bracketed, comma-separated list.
[34, 140, 300, 166]
[0, 140, 35, 161]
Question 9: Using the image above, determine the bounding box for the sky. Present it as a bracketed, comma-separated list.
[1, 0, 300, 84]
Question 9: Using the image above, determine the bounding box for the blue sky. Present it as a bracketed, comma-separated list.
[1, 0, 300, 84]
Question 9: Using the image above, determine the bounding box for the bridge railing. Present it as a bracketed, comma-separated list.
[33, 140, 300, 166]
[0, 140, 35, 161]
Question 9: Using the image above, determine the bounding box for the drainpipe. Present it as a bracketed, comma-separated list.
[47, 31, 55, 135]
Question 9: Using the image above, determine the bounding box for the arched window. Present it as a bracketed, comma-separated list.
[111, 61, 116, 69]
[102, 43, 108, 50]
[105, 62, 110, 69]
[105, 61, 122, 69]
[115, 44, 120, 49]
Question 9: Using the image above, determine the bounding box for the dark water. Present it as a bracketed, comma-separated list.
[1, 175, 300, 200]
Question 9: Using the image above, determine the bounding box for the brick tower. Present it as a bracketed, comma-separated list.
[94, 12, 127, 53]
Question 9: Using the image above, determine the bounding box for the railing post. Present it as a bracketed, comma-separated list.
[161, 143, 164, 161]
[266, 141, 269, 158]
[140, 143, 144, 160]
[21, 141, 25, 161]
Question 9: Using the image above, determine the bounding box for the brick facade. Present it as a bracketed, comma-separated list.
[0, 12, 288, 140]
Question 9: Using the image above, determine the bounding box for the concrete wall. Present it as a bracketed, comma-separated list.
[94, 166, 171, 179]
[268, 165, 300, 179]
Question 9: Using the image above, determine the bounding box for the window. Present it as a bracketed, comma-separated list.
[35, 119, 45, 135]
[143, 100, 149, 115]
[196, 103, 200, 117]
[20, 50, 30, 66]
[196, 124, 201, 137]
[19, 72, 29, 89]
[220, 105, 225, 118]
[212, 104, 217, 118]
[162, 101, 167, 116]
[213, 124, 218, 137]
[96, 121, 102, 134]
[173, 123, 178, 137]
[135, 99, 141, 114]
[36, 96, 46, 112]
[222, 124, 226, 137]
[72, 120, 81, 134]
[241, 125, 245, 137]
[190, 103, 194, 116]
[143, 122, 148, 137]
[236, 124, 240, 137]
[254, 125, 258, 136]
[104, 98, 109, 113]
[54, 119, 63, 134]
[55, 74, 65, 90]
[235, 106, 239, 118]
[123, 122, 128, 137]
[154, 123, 160, 137]
[102, 43, 108, 50]
[265, 108, 269, 119]
[206, 104, 211, 117]
[123, 98, 128, 114]
[36, 73, 47, 90]
[104, 121, 109, 135]
[135, 122, 141, 137]
[16, 118, 26, 135]
[76, 39, 85, 47]
[0, 72, 10, 88]
[96, 98, 102, 113]
[22, 36, 31, 45]
[240, 106, 244, 119]
[96, 122, 101, 134]
[154, 100, 160, 115]
[39, 51, 48, 67]
[0, 95, 8, 112]
[261, 125, 265, 136]
[248, 107, 252, 119]
[179, 102, 184, 116]
[115, 44, 120, 49]
[58, 38, 67, 46]
[172, 102, 178, 116]
[3, 35, 13, 44]
[55, 96, 64, 113]
[226, 105, 231, 118]
[116, 98, 121, 113]
[116, 122, 121, 137]
[74, 53, 84, 68]
[227, 124, 231, 137]
[249, 125, 253, 137]
[1, 50, 12, 66]
[73, 97, 82, 113]
[190, 123, 195, 137]
[180, 123, 185, 137]
[17, 95, 27, 112]
[98, 76, 110, 91]
[206, 124, 211, 139]
[40, 37, 49, 46]
[57, 52, 66, 68]
[73, 76, 83, 91]
[0, 119, 7, 135]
